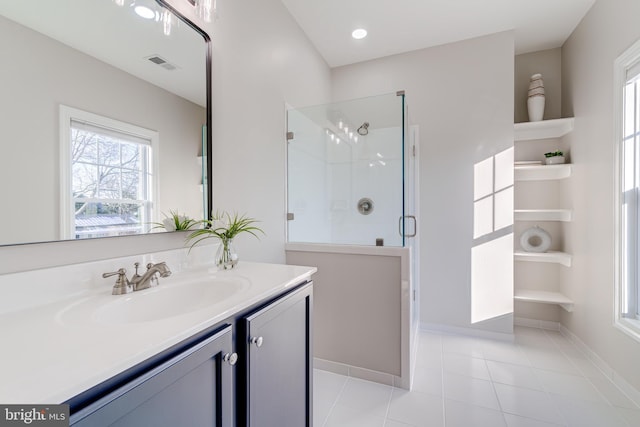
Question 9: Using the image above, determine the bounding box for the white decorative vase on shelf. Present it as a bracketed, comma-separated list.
[527, 73, 545, 122]
[520, 226, 552, 253]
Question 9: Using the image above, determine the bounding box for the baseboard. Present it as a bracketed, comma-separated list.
[559, 324, 640, 409]
[313, 357, 406, 389]
[514, 316, 560, 331]
[420, 322, 514, 342]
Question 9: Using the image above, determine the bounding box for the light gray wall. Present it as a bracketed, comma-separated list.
[0, 0, 330, 274]
[514, 48, 562, 123]
[286, 250, 402, 376]
[561, 0, 640, 390]
[330, 32, 515, 333]
[0, 14, 204, 246]
[208, 0, 331, 265]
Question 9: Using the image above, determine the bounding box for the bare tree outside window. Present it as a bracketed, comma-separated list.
[70, 124, 152, 239]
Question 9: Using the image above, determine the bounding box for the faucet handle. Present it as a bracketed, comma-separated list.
[131, 262, 142, 283]
[103, 268, 133, 295]
[146, 263, 161, 287]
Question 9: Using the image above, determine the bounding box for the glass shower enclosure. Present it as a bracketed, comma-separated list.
[286, 92, 415, 247]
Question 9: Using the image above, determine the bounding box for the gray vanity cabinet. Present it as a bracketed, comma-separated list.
[69, 325, 235, 427]
[241, 282, 313, 427]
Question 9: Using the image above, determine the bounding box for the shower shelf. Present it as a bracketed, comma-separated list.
[514, 250, 572, 267]
[514, 289, 574, 312]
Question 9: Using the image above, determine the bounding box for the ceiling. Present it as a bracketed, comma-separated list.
[280, 0, 597, 68]
[0, 0, 206, 106]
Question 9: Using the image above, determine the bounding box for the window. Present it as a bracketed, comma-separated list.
[615, 40, 640, 339]
[60, 106, 158, 239]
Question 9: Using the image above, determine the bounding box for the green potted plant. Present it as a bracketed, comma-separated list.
[187, 211, 264, 269]
[544, 150, 565, 165]
[152, 210, 199, 232]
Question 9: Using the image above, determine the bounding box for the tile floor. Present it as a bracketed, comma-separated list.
[313, 326, 640, 427]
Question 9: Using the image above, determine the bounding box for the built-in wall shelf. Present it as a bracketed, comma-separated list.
[514, 118, 575, 141]
[514, 250, 572, 267]
[514, 209, 573, 222]
[514, 289, 574, 312]
[515, 164, 571, 181]
[513, 118, 575, 321]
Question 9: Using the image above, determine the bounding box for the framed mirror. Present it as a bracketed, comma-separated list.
[0, 0, 212, 246]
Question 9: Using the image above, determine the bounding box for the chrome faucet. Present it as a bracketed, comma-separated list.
[131, 262, 172, 291]
[102, 262, 172, 295]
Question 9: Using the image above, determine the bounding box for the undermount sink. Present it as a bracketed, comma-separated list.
[58, 276, 251, 325]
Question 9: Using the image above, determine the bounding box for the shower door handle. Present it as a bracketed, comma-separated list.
[398, 215, 417, 237]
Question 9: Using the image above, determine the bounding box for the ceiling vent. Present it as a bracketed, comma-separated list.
[145, 55, 178, 71]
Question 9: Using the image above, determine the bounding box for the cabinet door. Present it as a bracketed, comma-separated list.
[243, 282, 313, 427]
[70, 325, 235, 427]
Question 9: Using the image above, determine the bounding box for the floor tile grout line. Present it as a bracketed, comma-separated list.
[382, 383, 394, 426]
[481, 341, 570, 425]
[481, 355, 508, 425]
[319, 372, 349, 427]
[527, 329, 574, 426]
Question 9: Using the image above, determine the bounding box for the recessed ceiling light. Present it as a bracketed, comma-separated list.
[134, 5, 156, 20]
[352, 28, 367, 40]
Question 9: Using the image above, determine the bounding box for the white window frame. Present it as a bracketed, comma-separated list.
[59, 105, 159, 240]
[614, 39, 640, 341]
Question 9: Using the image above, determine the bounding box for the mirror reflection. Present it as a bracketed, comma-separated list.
[0, 0, 208, 246]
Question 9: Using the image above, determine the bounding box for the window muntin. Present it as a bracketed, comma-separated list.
[60, 106, 158, 240]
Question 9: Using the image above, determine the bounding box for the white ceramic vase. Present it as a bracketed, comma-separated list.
[520, 226, 551, 253]
[527, 73, 545, 122]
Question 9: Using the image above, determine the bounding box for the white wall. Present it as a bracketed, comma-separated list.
[561, 0, 640, 391]
[331, 32, 515, 333]
[0, 0, 330, 274]
[209, 0, 331, 264]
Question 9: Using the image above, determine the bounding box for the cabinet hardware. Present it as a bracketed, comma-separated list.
[223, 352, 238, 366]
[250, 336, 263, 348]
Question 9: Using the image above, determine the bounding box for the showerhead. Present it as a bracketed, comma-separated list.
[357, 122, 369, 136]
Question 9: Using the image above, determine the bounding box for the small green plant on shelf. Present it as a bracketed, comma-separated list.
[544, 150, 565, 165]
[544, 150, 564, 158]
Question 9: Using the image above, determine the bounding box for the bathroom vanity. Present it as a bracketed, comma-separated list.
[0, 257, 315, 427]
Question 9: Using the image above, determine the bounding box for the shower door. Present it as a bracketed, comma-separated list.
[286, 93, 413, 247]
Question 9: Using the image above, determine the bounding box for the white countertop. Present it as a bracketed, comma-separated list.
[0, 261, 316, 404]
